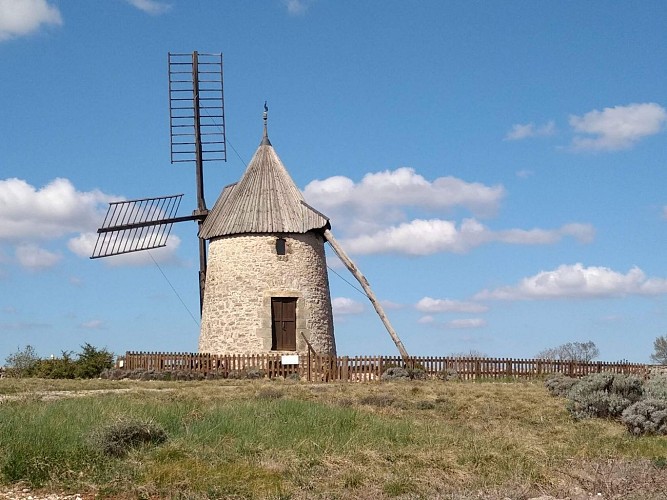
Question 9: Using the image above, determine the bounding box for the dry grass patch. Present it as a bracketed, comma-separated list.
[2, 378, 667, 498]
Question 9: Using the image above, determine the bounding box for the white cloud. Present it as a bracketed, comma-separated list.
[0, 0, 61, 41]
[417, 315, 434, 324]
[306, 168, 593, 257]
[340, 219, 594, 256]
[416, 297, 488, 314]
[380, 300, 404, 310]
[304, 167, 506, 228]
[332, 297, 365, 315]
[0, 321, 51, 331]
[69, 232, 182, 266]
[475, 263, 667, 301]
[79, 319, 105, 330]
[445, 318, 487, 329]
[515, 169, 534, 179]
[569, 103, 666, 151]
[125, 0, 171, 15]
[15, 243, 61, 270]
[505, 121, 556, 140]
[283, 0, 311, 15]
[662, 206, 667, 220]
[0, 177, 180, 268]
[0, 178, 118, 241]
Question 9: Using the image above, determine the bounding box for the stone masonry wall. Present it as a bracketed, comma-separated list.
[199, 232, 336, 356]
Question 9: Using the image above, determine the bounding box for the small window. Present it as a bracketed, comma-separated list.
[276, 237, 286, 255]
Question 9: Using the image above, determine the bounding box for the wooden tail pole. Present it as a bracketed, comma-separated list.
[323, 229, 410, 363]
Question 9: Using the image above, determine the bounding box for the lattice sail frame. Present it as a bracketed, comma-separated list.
[91, 194, 183, 259]
[169, 52, 226, 164]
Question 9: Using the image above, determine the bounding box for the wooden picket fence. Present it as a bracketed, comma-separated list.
[119, 351, 649, 382]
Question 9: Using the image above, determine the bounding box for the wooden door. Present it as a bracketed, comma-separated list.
[271, 297, 297, 351]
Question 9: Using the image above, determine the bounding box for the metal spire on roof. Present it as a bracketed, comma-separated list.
[261, 101, 271, 146]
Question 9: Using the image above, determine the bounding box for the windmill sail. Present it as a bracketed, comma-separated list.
[91, 194, 186, 258]
[168, 52, 226, 164]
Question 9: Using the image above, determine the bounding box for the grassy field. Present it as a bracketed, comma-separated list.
[1, 377, 667, 499]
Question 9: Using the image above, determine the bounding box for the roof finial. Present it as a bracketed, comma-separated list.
[261, 101, 271, 146]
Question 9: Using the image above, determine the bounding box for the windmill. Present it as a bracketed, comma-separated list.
[91, 51, 409, 362]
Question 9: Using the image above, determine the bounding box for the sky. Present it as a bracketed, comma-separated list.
[1, 0, 666, 364]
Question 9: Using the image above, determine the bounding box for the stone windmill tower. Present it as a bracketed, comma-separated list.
[91, 52, 409, 361]
[197, 105, 336, 356]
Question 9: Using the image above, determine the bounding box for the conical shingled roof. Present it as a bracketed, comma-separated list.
[199, 136, 329, 239]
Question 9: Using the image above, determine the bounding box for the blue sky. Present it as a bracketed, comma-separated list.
[1, 0, 666, 363]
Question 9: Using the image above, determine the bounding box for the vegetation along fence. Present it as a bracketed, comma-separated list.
[119, 352, 649, 382]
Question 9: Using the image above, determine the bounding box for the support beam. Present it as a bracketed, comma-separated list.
[323, 229, 410, 363]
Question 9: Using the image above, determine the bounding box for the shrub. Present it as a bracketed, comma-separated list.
[566, 390, 631, 420]
[408, 368, 427, 380]
[644, 374, 667, 400]
[257, 387, 284, 400]
[621, 399, 667, 436]
[4, 345, 40, 378]
[246, 367, 265, 379]
[565, 373, 642, 420]
[611, 374, 644, 402]
[32, 351, 77, 379]
[415, 400, 436, 410]
[4, 344, 113, 379]
[381, 367, 410, 381]
[438, 369, 460, 381]
[359, 394, 395, 407]
[544, 373, 579, 397]
[92, 418, 168, 457]
[75, 343, 114, 378]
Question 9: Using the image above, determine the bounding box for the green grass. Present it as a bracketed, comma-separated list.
[1, 378, 667, 498]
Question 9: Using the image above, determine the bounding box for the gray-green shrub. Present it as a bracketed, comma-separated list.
[544, 373, 579, 397]
[621, 399, 667, 436]
[92, 418, 168, 457]
[644, 374, 667, 400]
[381, 367, 410, 381]
[565, 373, 642, 420]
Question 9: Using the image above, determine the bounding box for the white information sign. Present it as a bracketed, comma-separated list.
[281, 354, 299, 365]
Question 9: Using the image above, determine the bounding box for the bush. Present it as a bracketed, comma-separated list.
[31, 351, 77, 379]
[544, 373, 579, 397]
[408, 368, 427, 380]
[4, 345, 40, 377]
[3, 344, 113, 379]
[381, 367, 410, 381]
[92, 418, 168, 457]
[567, 390, 631, 420]
[644, 374, 667, 400]
[438, 368, 460, 381]
[246, 367, 265, 379]
[359, 394, 395, 407]
[621, 399, 667, 436]
[75, 343, 114, 378]
[611, 374, 644, 402]
[565, 373, 642, 420]
[415, 400, 436, 410]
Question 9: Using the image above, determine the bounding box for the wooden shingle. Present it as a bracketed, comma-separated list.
[199, 140, 329, 239]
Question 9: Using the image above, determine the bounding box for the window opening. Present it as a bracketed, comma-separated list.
[276, 237, 286, 255]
